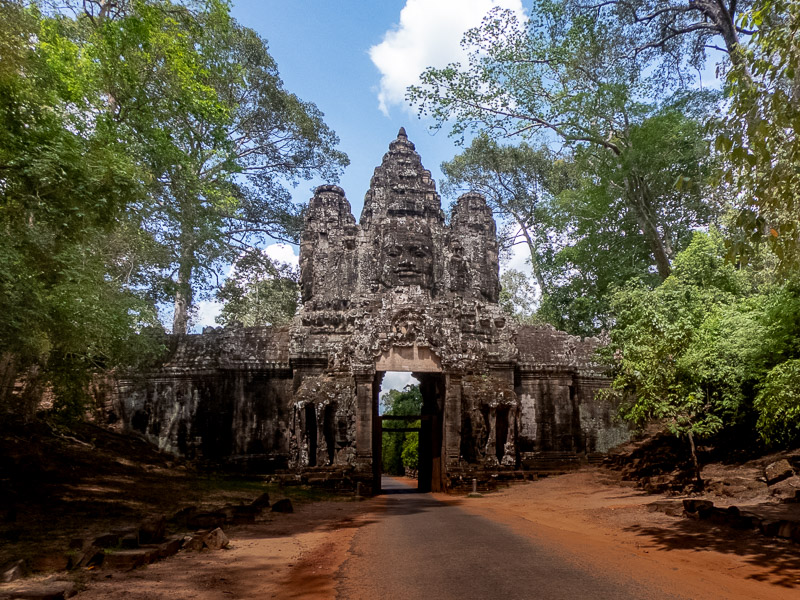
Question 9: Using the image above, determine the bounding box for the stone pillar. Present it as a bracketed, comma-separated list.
[516, 371, 539, 452]
[444, 373, 462, 468]
[354, 372, 374, 468]
[485, 407, 497, 465]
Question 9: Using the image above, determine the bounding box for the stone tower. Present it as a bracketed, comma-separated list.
[111, 130, 627, 494]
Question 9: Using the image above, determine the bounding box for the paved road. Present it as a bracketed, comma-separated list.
[336, 476, 681, 600]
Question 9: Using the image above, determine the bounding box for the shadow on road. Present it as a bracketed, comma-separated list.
[624, 518, 800, 589]
[381, 486, 421, 495]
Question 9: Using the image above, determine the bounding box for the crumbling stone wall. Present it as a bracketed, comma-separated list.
[110, 129, 627, 479]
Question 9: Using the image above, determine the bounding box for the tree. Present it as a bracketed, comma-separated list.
[538, 93, 718, 335]
[603, 232, 752, 484]
[498, 270, 540, 323]
[79, 1, 348, 333]
[719, 0, 800, 271]
[410, 2, 717, 281]
[566, 1, 754, 78]
[381, 385, 422, 476]
[441, 135, 570, 295]
[216, 253, 299, 327]
[0, 1, 164, 418]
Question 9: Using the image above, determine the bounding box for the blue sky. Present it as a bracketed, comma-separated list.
[196, 0, 529, 329]
[228, 0, 525, 218]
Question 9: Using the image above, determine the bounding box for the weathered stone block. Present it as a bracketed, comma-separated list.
[138, 515, 166, 544]
[765, 459, 794, 485]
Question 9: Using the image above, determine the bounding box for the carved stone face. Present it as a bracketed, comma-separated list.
[378, 225, 434, 289]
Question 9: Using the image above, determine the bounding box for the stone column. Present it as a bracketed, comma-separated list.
[444, 373, 462, 468]
[353, 372, 374, 468]
[516, 371, 540, 452]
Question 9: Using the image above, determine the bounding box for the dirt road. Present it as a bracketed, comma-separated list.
[72, 472, 800, 599]
[337, 476, 672, 599]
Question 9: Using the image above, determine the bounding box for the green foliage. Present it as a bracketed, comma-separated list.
[606, 231, 800, 448]
[0, 1, 165, 416]
[401, 433, 419, 471]
[498, 270, 540, 324]
[0, 0, 346, 417]
[380, 385, 422, 475]
[720, 0, 800, 270]
[413, 2, 718, 335]
[606, 232, 745, 439]
[216, 253, 299, 327]
[755, 360, 800, 445]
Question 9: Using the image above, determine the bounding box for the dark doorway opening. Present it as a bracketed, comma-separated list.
[304, 403, 317, 467]
[374, 371, 445, 494]
[496, 405, 510, 463]
[323, 403, 336, 465]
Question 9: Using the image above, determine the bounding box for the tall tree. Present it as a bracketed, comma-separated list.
[410, 2, 716, 281]
[441, 135, 569, 296]
[215, 253, 299, 327]
[720, 0, 800, 270]
[0, 1, 163, 417]
[78, 1, 348, 332]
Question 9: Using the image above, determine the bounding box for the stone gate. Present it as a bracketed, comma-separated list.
[112, 130, 629, 492]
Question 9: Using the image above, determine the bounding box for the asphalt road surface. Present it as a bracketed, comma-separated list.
[336, 476, 683, 600]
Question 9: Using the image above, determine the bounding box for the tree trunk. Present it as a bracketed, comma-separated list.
[694, 1, 749, 74]
[625, 172, 673, 280]
[515, 219, 549, 297]
[172, 261, 193, 334]
[687, 430, 703, 489]
[0, 352, 18, 414]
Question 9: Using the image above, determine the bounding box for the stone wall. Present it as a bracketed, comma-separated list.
[108, 130, 628, 484]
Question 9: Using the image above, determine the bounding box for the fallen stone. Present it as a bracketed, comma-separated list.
[776, 520, 797, 540]
[251, 492, 271, 510]
[138, 515, 166, 544]
[158, 536, 184, 559]
[708, 507, 732, 525]
[760, 519, 781, 537]
[682, 499, 713, 518]
[0, 579, 76, 599]
[271, 499, 293, 513]
[74, 547, 104, 569]
[765, 459, 794, 485]
[769, 475, 800, 503]
[91, 533, 119, 548]
[30, 554, 70, 573]
[1, 559, 25, 583]
[120, 533, 139, 549]
[203, 528, 229, 550]
[729, 509, 761, 530]
[182, 533, 207, 552]
[646, 500, 683, 515]
[101, 548, 158, 571]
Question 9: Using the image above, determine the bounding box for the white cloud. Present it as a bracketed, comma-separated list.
[378, 372, 421, 415]
[194, 300, 222, 330]
[502, 235, 533, 276]
[264, 242, 299, 268]
[370, 0, 525, 116]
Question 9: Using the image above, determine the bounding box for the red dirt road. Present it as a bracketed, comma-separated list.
[72, 472, 800, 599]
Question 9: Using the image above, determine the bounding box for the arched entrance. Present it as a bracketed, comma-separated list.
[373, 346, 445, 494]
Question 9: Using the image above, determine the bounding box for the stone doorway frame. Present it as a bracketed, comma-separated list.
[354, 345, 463, 494]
